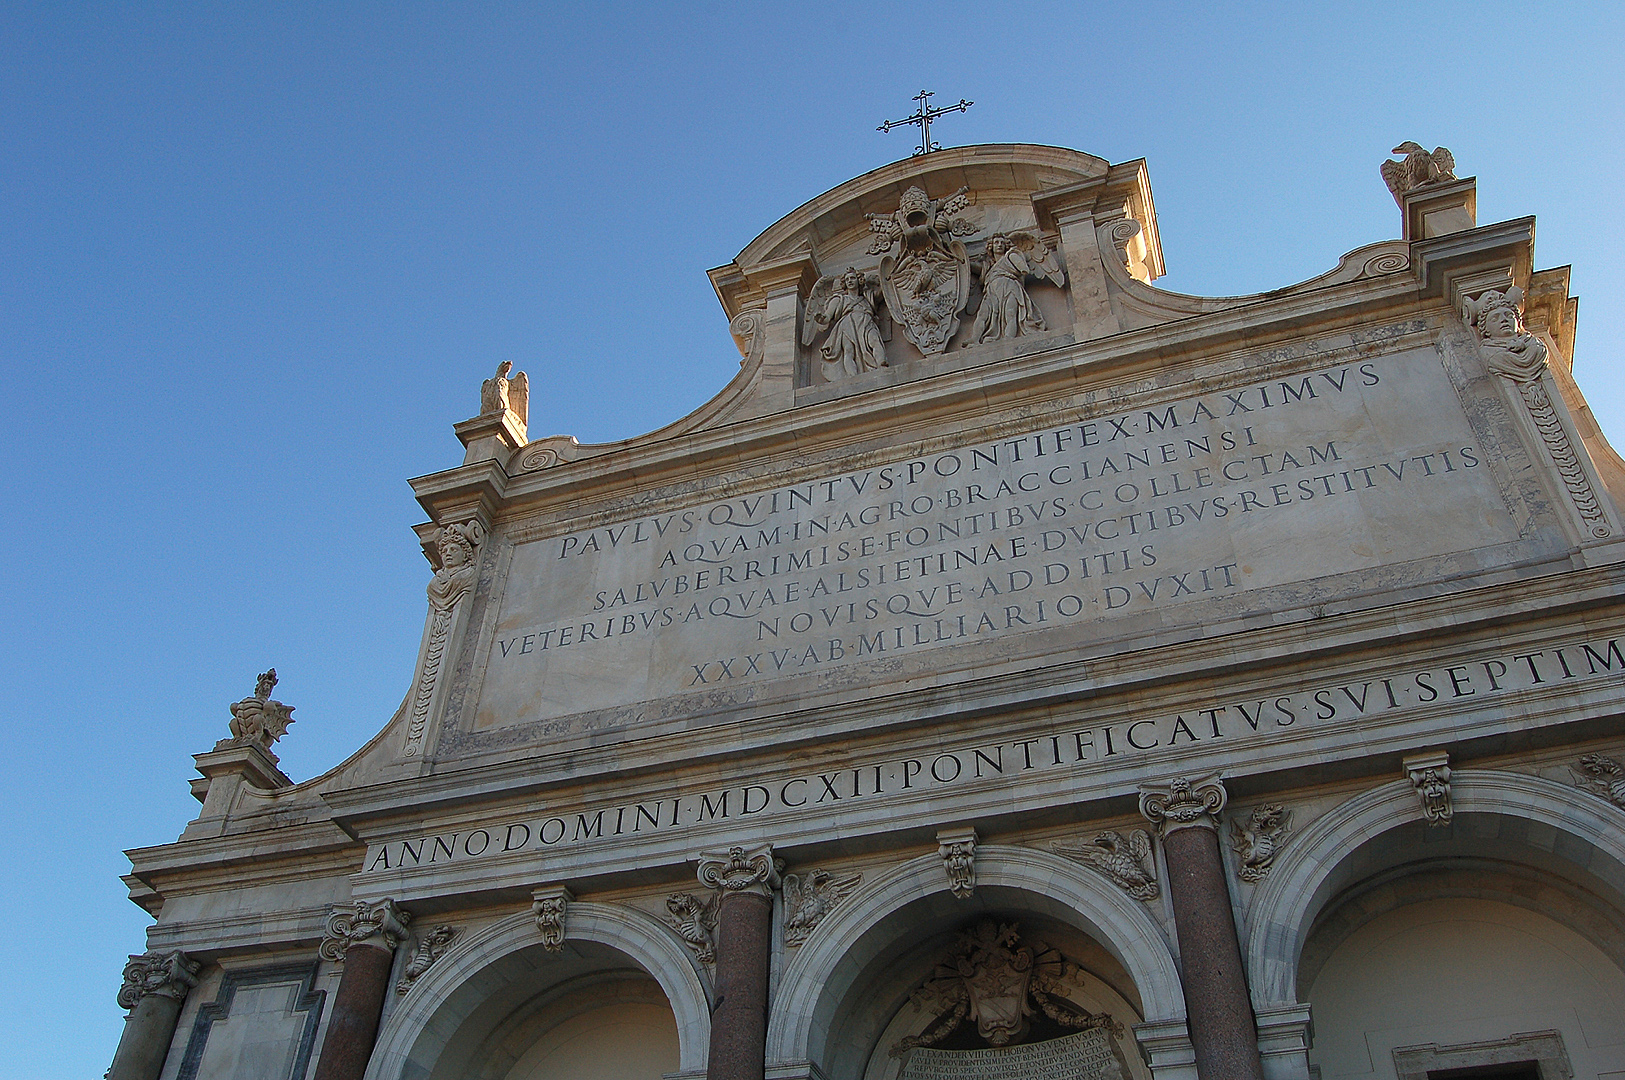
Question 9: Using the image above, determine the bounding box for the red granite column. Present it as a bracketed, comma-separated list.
[312, 899, 412, 1080]
[1140, 775, 1265, 1080]
[698, 844, 780, 1080]
[107, 950, 200, 1080]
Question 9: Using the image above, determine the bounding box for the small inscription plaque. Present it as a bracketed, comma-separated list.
[899, 1029, 1126, 1080]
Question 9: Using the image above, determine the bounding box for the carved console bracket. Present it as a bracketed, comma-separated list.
[396, 925, 456, 994]
[118, 950, 201, 1010]
[532, 885, 572, 952]
[937, 827, 978, 899]
[1462, 283, 1611, 540]
[1404, 750, 1453, 827]
[319, 899, 412, 962]
[403, 518, 488, 757]
[1139, 774, 1228, 837]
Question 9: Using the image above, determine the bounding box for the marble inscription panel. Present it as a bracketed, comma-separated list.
[899, 1030, 1125, 1080]
[477, 349, 1516, 728]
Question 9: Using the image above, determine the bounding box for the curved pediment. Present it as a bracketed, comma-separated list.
[720, 143, 1112, 298]
[501, 143, 1431, 463]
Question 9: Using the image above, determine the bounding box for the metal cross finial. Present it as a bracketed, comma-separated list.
[878, 90, 974, 156]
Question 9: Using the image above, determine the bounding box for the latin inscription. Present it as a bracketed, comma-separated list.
[477, 351, 1513, 727]
[900, 1030, 1125, 1080]
[365, 633, 1625, 874]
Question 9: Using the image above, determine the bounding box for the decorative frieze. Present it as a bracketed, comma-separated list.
[1231, 805, 1292, 883]
[117, 950, 201, 1010]
[1572, 753, 1625, 809]
[1053, 830, 1159, 901]
[937, 827, 978, 899]
[782, 869, 862, 947]
[532, 886, 572, 952]
[403, 519, 486, 756]
[319, 899, 412, 962]
[1404, 751, 1453, 827]
[395, 926, 455, 994]
[1139, 774, 1228, 836]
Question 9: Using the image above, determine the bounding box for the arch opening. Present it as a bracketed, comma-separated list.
[767, 847, 1186, 1079]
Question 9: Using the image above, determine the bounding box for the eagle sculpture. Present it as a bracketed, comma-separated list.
[1053, 829, 1158, 901]
[1381, 143, 1457, 205]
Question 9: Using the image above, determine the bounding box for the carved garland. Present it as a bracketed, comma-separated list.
[403, 520, 486, 756]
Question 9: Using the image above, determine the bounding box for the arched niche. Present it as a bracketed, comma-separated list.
[1245, 770, 1625, 1014]
[766, 845, 1187, 1079]
[1304, 893, 1625, 1079]
[363, 903, 711, 1080]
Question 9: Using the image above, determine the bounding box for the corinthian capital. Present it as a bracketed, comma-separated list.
[117, 950, 200, 1010]
[1139, 774, 1228, 837]
[697, 844, 782, 897]
[319, 899, 412, 962]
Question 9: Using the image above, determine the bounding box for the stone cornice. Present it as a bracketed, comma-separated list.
[124, 821, 361, 894]
[143, 905, 335, 957]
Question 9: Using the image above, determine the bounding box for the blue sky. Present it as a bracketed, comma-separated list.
[3, 3, 1622, 1074]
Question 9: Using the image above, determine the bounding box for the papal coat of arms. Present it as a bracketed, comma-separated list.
[866, 185, 978, 353]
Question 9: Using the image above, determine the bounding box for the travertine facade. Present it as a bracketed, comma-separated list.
[113, 144, 1625, 1080]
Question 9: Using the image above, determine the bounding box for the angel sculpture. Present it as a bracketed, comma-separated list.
[803, 268, 889, 382]
[1381, 143, 1457, 206]
[782, 869, 862, 946]
[866, 185, 978, 354]
[1053, 830, 1158, 901]
[969, 232, 1065, 344]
